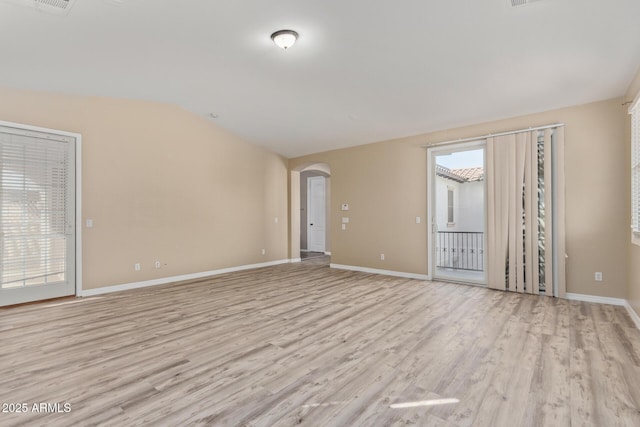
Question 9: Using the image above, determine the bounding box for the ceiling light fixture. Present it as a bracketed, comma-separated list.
[271, 30, 298, 50]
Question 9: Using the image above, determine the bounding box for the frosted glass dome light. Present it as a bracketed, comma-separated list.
[271, 30, 298, 50]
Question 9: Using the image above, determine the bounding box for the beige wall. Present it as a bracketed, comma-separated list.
[626, 67, 640, 315]
[1, 85, 633, 301]
[291, 98, 629, 298]
[0, 86, 289, 290]
[291, 141, 428, 275]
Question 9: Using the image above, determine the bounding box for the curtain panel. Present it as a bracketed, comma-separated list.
[486, 128, 565, 296]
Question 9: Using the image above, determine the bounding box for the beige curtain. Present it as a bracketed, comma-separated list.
[486, 128, 564, 296]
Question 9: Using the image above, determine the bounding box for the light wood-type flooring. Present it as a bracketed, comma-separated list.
[1, 256, 640, 426]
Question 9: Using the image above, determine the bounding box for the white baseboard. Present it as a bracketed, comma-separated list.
[324, 251, 332, 255]
[81, 259, 291, 297]
[330, 263, 429, 281]
[555, 293, 640, 330]
[564, 293, 626, 306]
[624, 301, 640, 330]
[300, 249, 309, 252]
[290, 258, 302, 263]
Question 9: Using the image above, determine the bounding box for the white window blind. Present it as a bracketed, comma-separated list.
[0, 128, 73, 289]
[631, 100, 640, 235]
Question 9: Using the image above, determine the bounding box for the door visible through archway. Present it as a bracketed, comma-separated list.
[307, 176, 326, 252]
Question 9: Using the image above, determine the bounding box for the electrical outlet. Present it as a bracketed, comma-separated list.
[261, 249, 266, 255]
[380, 253, 385, 261]
[415, 216, 421, 224]
[134, 263, 141, 271]
[155, 261, 161, 269]
[595, 272, 603, 281]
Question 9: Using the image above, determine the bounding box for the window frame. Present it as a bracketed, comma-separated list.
[630, 96, 640, 246]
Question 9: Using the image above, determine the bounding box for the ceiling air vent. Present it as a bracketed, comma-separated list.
[509, 0, 541, 7]
[1, 0, 77, 15]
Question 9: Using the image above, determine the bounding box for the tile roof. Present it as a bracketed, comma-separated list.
[450, 167, 484, 182]
[436, 165, 484, 183]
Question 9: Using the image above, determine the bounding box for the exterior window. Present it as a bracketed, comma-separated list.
[447, 187, 454, 225]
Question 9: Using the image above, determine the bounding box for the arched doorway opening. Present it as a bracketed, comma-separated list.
[290, 163, 331, 262]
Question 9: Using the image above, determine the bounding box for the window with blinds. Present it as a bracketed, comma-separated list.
[632, 100, 640, 238]
[0, 128, 73, 290]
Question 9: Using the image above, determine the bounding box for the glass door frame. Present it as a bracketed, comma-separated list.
[427, 140, 487, 285]
[0, 120, 82, 306]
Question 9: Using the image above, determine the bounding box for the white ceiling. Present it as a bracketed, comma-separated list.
[1, 0, 639, 158]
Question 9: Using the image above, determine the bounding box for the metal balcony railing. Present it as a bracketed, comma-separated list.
[436, 231, 484, 272]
